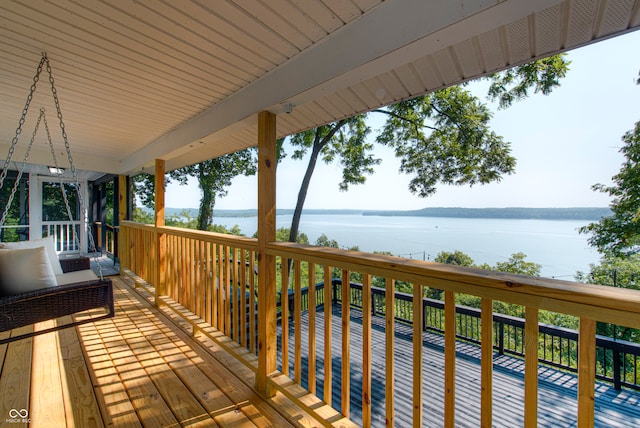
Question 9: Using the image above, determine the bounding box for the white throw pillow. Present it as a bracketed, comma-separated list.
[0, 236, 63, 275]
[0, 247, 57, 296]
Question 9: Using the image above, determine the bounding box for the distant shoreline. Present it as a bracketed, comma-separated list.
[164, 207, 611, 221]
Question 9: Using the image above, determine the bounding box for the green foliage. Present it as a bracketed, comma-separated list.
[132, 207, 153, 224]
[577, 253, 640, 290]
[576, 254, 640, 342]
[580, 119, 640, 256]
[166, 209, 198, 228]
[315, 233, 338, 248]
[42, 181, 79, 221]
[132, 148, 257, 231]
[485, 54, 570, 109]
[172, 149, 257, 231]
[208, 224, 244, 236]
[485, 252, 542, 277]
[377, 86, 516, 197]
[434, 250, 475, 266]
[133, 173, 156, 209]
[0, 175, 28, 242]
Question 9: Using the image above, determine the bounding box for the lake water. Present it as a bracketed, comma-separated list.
[210, 214, 601, 279]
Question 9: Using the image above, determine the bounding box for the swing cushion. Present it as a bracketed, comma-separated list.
[0, 246, 57, 296]
[0, 236, 64, 275]
[56, 269, 98, 286]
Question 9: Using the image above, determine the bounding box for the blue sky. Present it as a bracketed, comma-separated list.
[165, 30, 640, 211]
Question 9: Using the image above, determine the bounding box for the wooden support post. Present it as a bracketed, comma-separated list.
[117, 175, 128, 272]
[256, 111, 277, 397]
[412, 284, 423, 426]
[154, 159, 166, 305]
[444, 290, 456, 428]
[385, 278, 395, 427]
[525, 307, 539, 427]
[578, 318, 596, 428]
[481, 298, 493, 428]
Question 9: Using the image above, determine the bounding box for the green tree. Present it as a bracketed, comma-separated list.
[0, 174, 29, 242]
[576, 254, 640, 342]
[173, 151, 257, 230]
[482, 252, 542, 277]
[132, 207, 153, 224]
[285, 56, 569, 243]
[434, 250, 475, 266]
[315, 233, 339, 248]
[580, 119, 640, 256]
[133, 148, 257, 231]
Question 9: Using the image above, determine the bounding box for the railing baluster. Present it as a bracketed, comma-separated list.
[525, 307, 539, 427]
[444, 290, 456, 428]
[249, 251, 256, 354]
[413, 283, 423, 426]
[195, 239, 205, 319]
[308, 262, 317, 394]
[233, 247, 240, 342]
[385, 277, 394, 427]
[281, 258, 290, 375]
[224, 245, 231, 336]
[362, 274, 372, 427]
[324, 265, 333, 406]
[578, 318, 596, 428]
[294, 260, 302, 384]
[481, 298, 493, 428]
[211, 242, 218, 330]
[240, 249, 247, 347]
[205, 241, 212, 325]
[217, 244, 224, 331]
[342, 269, 351, 418]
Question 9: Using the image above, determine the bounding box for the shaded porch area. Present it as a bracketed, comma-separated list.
[0, 276, 328, 427]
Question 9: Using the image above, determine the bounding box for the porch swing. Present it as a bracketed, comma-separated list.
[0, 53, 114, 344]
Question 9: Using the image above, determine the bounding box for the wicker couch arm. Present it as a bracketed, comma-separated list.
[59, 255, 91, 273]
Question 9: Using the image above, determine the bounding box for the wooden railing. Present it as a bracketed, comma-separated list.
[119, 223, 640, 427]
[43, 220, 81, 253]
[94, 222, 116, 257]
[120, 222, 259, 352]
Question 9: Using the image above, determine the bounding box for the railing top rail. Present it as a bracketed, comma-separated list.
[267, 241, 640, 329]
[121, 221, 155, 231]
[121, 221, 258, 250]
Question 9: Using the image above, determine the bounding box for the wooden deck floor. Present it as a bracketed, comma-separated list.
[0, 276, 322, 428]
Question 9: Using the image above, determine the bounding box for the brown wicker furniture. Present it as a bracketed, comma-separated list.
[0, 256, 114, 344]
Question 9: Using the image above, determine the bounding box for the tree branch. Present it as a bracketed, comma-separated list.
[372, 109, 438, 132]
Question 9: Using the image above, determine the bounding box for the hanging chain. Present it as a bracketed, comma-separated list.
[0, 55, 46, 192]
[43, 109, 76, 231]
[1, 53, 99, 268]
[0, 109, 45, 227]
[44, 54, 99, 262]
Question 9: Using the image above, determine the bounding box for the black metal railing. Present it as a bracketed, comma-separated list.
[279, 279, 640, 391]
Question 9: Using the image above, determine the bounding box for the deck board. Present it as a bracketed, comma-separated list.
[30, 320, 67, 427]
[0, 325, 33, 424]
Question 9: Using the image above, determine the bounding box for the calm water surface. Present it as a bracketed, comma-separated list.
[211, 214, 600, 279]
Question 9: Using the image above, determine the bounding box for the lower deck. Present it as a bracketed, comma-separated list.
[0, 276, 321, 427]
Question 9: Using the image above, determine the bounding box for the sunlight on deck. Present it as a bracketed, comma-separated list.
[0, 276, 325, 427]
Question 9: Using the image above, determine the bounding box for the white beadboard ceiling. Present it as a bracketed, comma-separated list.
[0, 0, 638, 179]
